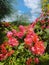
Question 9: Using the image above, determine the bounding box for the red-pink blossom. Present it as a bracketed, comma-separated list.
[19, 25, 26, 33]
[26, 31, 39, 43]
[17, 32, 24, 39]
[26, 58, 32, 65]
[27, 26, 33, 33]
[31, 22, 36, 28]
[0, 44, 7, 54]
[7, 31, 13, 38]
[8, 37, 19, 47]
[33, 58, 39, 64]
[40, 20, 45, 24]
[46, 26, 49, 29]
[31, 41, 45, 55]
[12, 29, 17, 37]
[0, 54, 5, 61]
[31, 34, 39, 43]
[48, 19, 49, 22]
[7, 50, 14, 57]
[41, 24, 46, 29]
[35, 18, 39, 22]
[0, 50, 14, 61]
[24, 37, 33, 46]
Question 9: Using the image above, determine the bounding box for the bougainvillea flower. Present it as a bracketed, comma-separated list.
[35, 18, 39, 23]
[31, 41, 45, 55]
[7, 31, 13, 38]
[26, 31, 39, 43]
[24, 37, 33, 46]
[0, 50, 14, 61]
[0, 44, 7, 54]
[19, 25, 26, 33]
[31, 34, 39, 43]
[12, 29, 17, 37]
[7, 50, 14, 57]
[31, 22, 36, 28]
[8, 37, 19, 47]
[33, 58, 39, 64]
[26, 58, 32, 65]
[17, 32, 24, 39]
[40, 20, 45, 24]
[41, 25, 46, 29]
[27, 26, 33, 33]
[46, 26, 49, 29]
[0, 54, 5, 61]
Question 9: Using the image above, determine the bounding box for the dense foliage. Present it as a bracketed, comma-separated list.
[0, 0, 13, 20]
[0, 13, 49, 65]
[41, 0, 49, 12]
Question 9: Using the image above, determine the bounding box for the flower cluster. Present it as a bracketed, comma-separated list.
[7, 25, 26, 39]
[26, 58, 33, 65]
[24, 26, 45, 55]
[7, 31, 19, 47]
[1, 14, 49, 65]
[0, 24, 45, 63]
[26, 57, 39, 65]
[31, 41, 45, 55]
[0, 25, 26, 61]
[0, 42, 14, 61]
[40, 19, 49, 29]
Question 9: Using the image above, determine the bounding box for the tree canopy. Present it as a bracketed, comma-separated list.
[0, 0, 12, 20]
[41, 0, 49, 13]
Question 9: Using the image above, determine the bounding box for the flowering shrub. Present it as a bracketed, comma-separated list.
[0, 13, 49, 65]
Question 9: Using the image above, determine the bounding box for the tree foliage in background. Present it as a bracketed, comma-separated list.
[0, 0, 16, 44]
[0, 0, 11, 44]
[0, 0, 12, 20]
[12, 14, 30, 26]
[41, 0, 49, 13]
[17, 14, 30, 25]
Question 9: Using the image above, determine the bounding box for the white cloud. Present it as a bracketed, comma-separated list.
[24, 0, 40, 8]
[24, 0, 41, 22]
[29, 16, 37, 22]
[1, 10, 22, 22]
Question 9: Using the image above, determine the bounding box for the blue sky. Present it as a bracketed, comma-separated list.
[2, 0, 42, 22]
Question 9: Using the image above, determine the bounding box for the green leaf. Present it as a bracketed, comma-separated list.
[44, 42, 47, 48]
[0, 62, 4, 65]
[45, 29, 49, 36]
